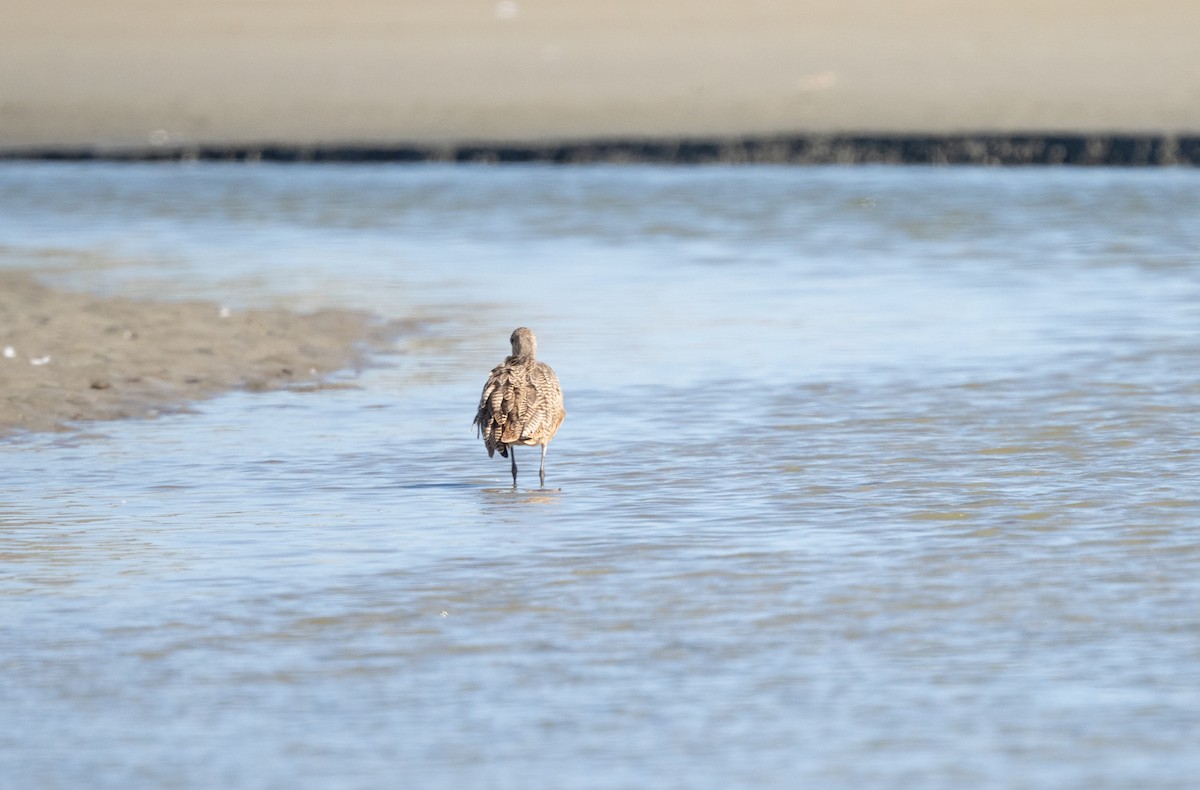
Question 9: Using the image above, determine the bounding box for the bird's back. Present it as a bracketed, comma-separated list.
[475, 356, 564, 458]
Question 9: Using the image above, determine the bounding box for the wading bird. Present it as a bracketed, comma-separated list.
[474, 327, 565, 487]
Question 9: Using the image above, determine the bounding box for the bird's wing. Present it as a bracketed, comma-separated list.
[496, 374, 532, 443]
[476, 364, 525, 445]
[475, 364, 518, 457]
[517, 362, 564, 442]
[474, 365, 501, 433]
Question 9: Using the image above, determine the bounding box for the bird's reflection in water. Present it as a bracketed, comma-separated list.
[480, 487, 562, 505]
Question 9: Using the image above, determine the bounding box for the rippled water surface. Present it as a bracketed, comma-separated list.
[2, 164, 1199, 788]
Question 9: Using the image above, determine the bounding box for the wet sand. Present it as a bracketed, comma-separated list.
[0, 271, 401, 438]
[2, 0, 1199, 151]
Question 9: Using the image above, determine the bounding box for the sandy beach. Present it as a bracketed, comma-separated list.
[0, 271, 401, 438]
[2, 0, 1199, 151]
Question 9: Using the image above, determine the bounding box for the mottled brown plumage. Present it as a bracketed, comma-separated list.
[474, 327, 565, 486]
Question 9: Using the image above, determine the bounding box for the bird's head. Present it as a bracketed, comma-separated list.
[510, 327, 537, 359]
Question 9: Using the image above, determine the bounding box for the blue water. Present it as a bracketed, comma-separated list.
[2, 163, 1199, 788]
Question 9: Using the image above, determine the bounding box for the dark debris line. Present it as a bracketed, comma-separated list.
[4, 134, 1200, 165]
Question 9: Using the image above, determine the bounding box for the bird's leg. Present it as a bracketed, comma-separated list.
[510, 448, 518, 487]
[539, 444, 547, 488]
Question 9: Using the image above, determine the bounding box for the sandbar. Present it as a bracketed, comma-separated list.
[0, 271, 401, 438]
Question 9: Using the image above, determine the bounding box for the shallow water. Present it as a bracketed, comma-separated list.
[2, 163, 1199, 788]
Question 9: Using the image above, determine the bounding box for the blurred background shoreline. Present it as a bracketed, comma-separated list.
[4, 0, 1199, 163]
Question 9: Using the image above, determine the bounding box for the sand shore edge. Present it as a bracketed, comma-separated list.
[0, 271, 406, 439]
[6, 134, 1199, 166]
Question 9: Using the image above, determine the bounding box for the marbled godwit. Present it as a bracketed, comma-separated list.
[474, 327, 566, 487]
